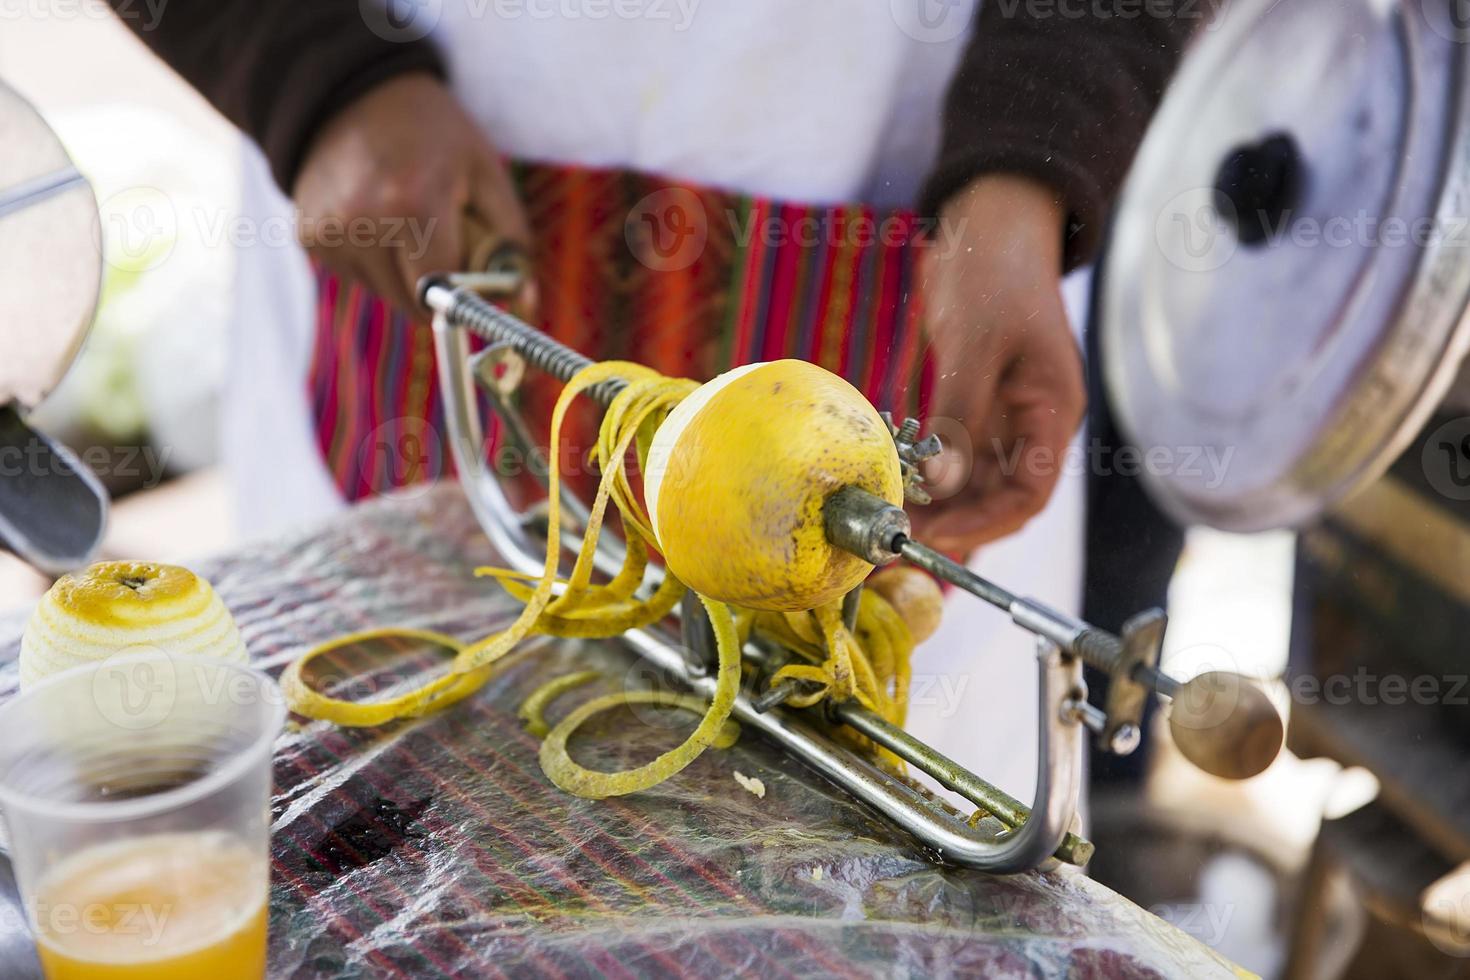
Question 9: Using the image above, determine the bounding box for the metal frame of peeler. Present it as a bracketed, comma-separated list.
[420, 264, 1282, 870]
[427, 270, 1093, 871]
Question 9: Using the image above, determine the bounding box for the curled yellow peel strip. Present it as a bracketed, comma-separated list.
[282, 362, 672, 726]
[512, 572, 685, 639]
[857, 590, 915, 725]
[539, 594, 742, 798]
[760, 590, 916, 724]
[521, 672, 739, 749]
[519, 670, 602, 737]
[768, 664, 832, 709]
[279, 627, 491, 727]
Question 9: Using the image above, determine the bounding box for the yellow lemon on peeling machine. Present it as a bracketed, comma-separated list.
[645, 359, 904, 611]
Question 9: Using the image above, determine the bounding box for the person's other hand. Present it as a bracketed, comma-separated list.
[293, 73, 531, 315]
[911, 174, 1086, 555]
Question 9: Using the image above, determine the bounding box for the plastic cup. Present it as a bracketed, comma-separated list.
[0, 651, 284, 980]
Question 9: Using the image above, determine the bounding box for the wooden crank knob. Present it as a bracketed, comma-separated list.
[1167, 670, 1284, 780]
[866, 565, 944, 643]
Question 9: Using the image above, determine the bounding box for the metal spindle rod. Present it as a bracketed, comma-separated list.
[896, 535, 1016, 609]
[820, 485, 1179, 700]
[896, 530, 1179, 698]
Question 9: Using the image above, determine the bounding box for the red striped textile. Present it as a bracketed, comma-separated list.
[308, 160, 936, 503]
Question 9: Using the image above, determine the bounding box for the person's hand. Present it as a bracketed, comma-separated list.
[910, 174, 1086, 555]
[293, 73, 531, 315]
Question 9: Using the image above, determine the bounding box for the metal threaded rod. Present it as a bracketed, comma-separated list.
[423, 279, 626, 405]
[1073, 629, 1181, 698]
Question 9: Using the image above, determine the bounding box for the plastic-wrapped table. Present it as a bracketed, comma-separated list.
[0, 487, 1244, 978]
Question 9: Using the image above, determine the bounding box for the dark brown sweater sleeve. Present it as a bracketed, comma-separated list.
[921, 3, 1198, 270]
[107, 2, 445, 193]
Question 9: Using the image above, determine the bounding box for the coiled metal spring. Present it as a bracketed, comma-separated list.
[438, 284, 627, 407]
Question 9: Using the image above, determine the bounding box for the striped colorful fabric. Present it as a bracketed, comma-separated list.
[0, 488, 1240, 978]
[308, 160, 936, 503]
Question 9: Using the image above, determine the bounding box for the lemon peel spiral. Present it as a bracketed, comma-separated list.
[281, 361, 682, 725]
[283, 357, 929, 798]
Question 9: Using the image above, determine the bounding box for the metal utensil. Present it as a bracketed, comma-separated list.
[0, 80, 107, 574]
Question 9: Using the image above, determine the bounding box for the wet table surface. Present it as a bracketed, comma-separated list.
[0, 487, 1241, 978]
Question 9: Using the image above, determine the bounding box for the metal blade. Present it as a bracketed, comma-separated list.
[0, 404, 108, 575]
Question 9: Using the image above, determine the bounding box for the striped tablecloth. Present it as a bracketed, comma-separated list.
[0, 486, 1241, 978]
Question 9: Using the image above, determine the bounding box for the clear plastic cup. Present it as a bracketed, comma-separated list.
[0, 652, 284, 980]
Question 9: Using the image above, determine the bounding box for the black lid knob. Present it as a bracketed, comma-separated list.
[1213, 132, 1303, 247]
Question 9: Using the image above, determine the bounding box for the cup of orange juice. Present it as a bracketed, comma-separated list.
[0, 651, 283, 979]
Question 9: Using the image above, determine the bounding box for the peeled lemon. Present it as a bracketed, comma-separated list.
[645, 360, 903, 611]
[20, 560, 247, 687]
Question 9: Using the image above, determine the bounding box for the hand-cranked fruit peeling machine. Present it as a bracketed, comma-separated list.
[418, 261, 1283, 874]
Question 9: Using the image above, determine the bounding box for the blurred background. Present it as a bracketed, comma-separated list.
[2, 7, 1465, 979]
[0, 8, 240, 603]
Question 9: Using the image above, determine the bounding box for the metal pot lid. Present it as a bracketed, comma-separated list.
[1100, 0, 1470, 532]
[0, 80, 100, 410]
